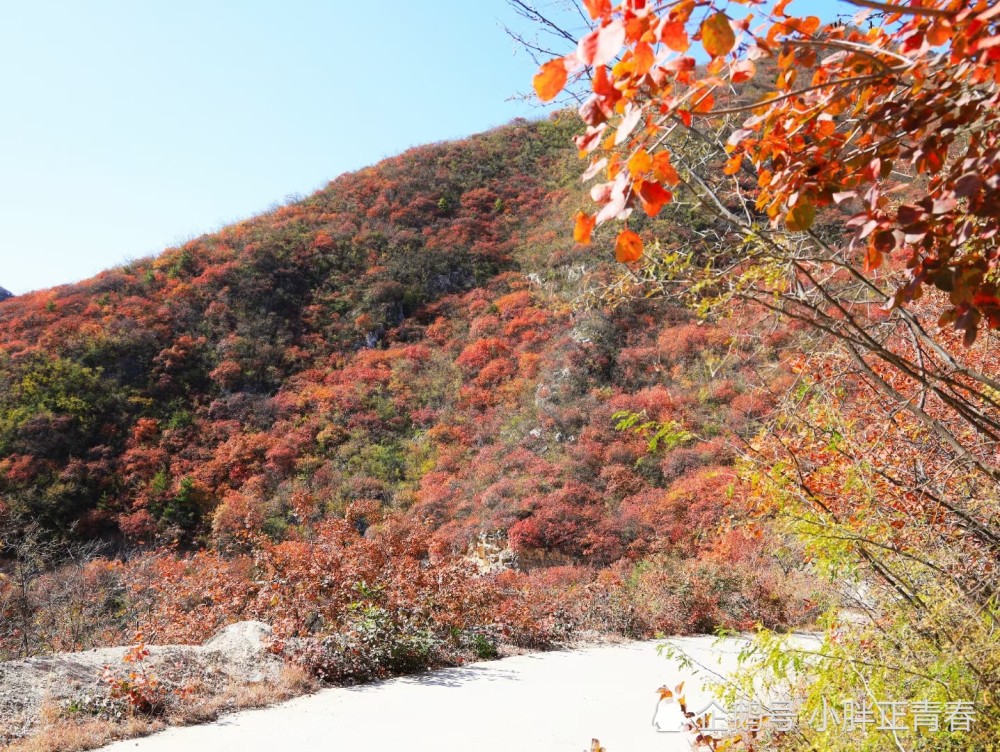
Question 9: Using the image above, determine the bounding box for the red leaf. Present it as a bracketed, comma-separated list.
[579, 97, 607, 126]
[692, 90, 715, 113]
[873, 230, 898, 254]
[730, 60, 756, 83]
[639, 181, 673, 216]
[974, 33, 1000, 51]
[954, 173, 984, 198]
[578, 20, 626, 67]
[932, 195, 957, 214]
[574, 124, 606, 154]
[897, 204, 925, 225]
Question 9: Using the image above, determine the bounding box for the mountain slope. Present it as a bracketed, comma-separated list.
[0, 117, 572, 536]
[0, 115, 808, 648]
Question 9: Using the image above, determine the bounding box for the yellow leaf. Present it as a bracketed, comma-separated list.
[627, 148, 653, 177]
[785, 198, 816, 231]
[701, 13, 735, 58]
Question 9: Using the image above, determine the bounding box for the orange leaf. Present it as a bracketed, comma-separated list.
[574, 211, 597, 244]
[789, 16, 821, 35]
[701, 13, 735, 58]
[723, 153, 742, 175]
[777, 67, 797, 91]
[624, 15, 649, 44]
[632, 42, 655, 76]
[652, 152, 680, 185]
[582, 0, 612, 21]
[659, 20, 690, 52]
[640, 181, 673, 216]
[927, 21, 952, 46]
[864, 244, 883, 272]
[627, 149, 653, 177]
[533, 58, 567, 102]
[592, 64, 616, 98]
[615, 230, 644, 262]
[802, 16, 821, 34]
[692, 91, 715, 113]
[607, 154, 622, 179]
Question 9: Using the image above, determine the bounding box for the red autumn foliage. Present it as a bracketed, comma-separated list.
[0, 115, 814, 678]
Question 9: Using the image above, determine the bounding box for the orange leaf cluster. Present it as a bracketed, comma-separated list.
[535, 0, 1000, 342]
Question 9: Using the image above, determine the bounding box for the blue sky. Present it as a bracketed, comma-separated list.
[0, 0, 852, 294]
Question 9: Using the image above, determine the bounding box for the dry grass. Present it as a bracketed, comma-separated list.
[2, 712, 162, 752]
[167, 664, 317, 727]
[2, 665, 318, 752]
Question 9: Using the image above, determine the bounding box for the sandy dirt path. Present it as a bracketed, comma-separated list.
[96, 636, 760, 752]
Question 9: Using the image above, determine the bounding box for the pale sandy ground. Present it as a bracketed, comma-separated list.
[95, 635, 794, 752]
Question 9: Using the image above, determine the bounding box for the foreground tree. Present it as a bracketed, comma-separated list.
[531, 0, 1000, 747]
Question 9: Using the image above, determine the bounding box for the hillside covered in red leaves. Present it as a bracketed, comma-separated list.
[0, 115, 813, 668]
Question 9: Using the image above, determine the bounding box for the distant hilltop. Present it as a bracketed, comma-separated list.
[0, 286, 12, 301]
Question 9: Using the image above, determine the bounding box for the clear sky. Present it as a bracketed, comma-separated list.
[0, 0, 853, 294]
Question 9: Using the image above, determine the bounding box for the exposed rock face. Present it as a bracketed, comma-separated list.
[467, 530, 518, 574]
[0, 286, 12, 301]
[0, 621, 280, 743]
[203, 621, 279, 683]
